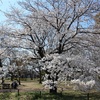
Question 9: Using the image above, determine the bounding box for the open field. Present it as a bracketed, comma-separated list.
[0, 79, 100, 100]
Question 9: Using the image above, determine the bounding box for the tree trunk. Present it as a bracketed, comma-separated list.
[1, 77, 4, 84]
[18, 76, 21, 85]
[0, 59, 3, 67]
[30, 73, 33, 80]
[11, 74, 14, 81]
[87, 93, 89, 100]
[49, 86, 57, 94]
[18, 70, 21, 85]
[38, 47, 45, 84]
[39, 66, 42, 84]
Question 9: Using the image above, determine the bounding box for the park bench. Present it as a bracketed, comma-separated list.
[2, 83, 11, 89]
[0, 83, 19, 93]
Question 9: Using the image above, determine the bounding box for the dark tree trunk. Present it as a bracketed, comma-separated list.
[39, 66, 42, 84]
[18, 77, 21, 85]
[87, 93, 89, 100]
[38, 46, 45, 84]
[58, 39, 63, 54]
[50, 86, 57, 94]
[38, 46, 45, 58]
[0, 59, 3, 67]
[11, 74, 14, 81]
[1, 77, 4, 84]
[30, 73, 33, 80]
[18, 70, 21, 85]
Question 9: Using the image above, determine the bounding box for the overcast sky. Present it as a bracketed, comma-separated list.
[0, 0, 19, 23]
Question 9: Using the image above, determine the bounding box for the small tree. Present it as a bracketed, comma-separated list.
[41, 53, 75, 93]
[71, 79, 95, 100]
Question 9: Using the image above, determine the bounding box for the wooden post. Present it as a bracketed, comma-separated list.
[18, 89, 20, 96]
[87, 93, 89, 100]
[40, 91, 41, 98]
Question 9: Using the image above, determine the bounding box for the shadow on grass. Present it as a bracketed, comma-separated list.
[0, 92, 88, 100]
[0, 91, 100, 100]
[26, 92, 91, 100]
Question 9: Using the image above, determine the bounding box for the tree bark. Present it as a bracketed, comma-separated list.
[11, 73, 14, 81]
[18, 70, 21, 85]
[39, 66, 42, 84]
[0, 59, 2, 67]
[50, 86, 57, 94]
[87, 93, 89, 100]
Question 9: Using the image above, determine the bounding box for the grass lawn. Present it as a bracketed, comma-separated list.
[0, 79, 100, 100]
[0, 90, 100, 100]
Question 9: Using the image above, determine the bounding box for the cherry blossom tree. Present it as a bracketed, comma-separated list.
[0, 1, 99, 94]
[40, 51, 100, 94]
[3, 0, 100, 85]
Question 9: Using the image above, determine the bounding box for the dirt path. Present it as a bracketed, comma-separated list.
[18, 81, 45, 92]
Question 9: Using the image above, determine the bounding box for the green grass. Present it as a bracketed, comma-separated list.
[1, 79, 100, 100]
[0, 92, 11, 100]
[0, 91, 100, 100]
[25, 91, 100, 100]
